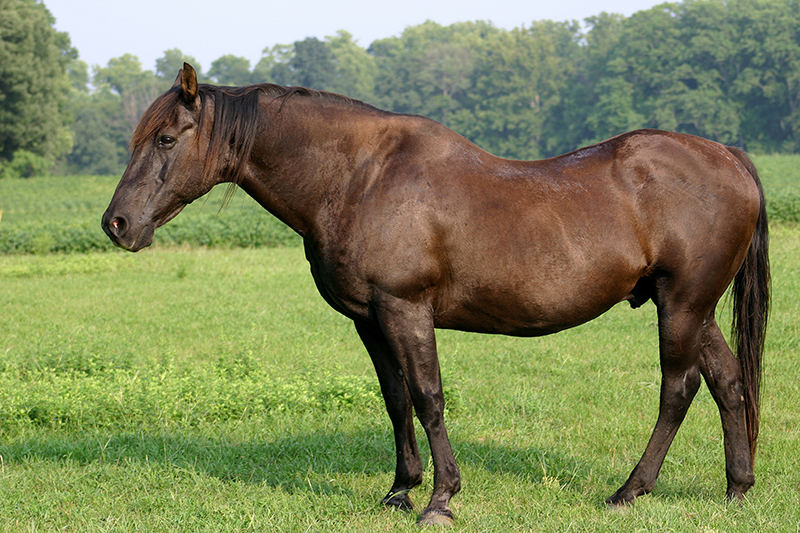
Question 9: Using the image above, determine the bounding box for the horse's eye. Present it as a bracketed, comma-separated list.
[158, 135, 176, 148]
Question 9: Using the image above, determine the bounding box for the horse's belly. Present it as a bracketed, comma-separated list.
[433, 280, 633, 337]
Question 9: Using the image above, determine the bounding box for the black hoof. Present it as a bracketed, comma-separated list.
[382, 490, 414, 511]
[726, 489, 747, 504]
[605, 489, 635, 510]
[418, 508, 454, 527]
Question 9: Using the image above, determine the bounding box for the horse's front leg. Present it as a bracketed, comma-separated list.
[369, 292, 461, 526]
[355, 320, 423, 511]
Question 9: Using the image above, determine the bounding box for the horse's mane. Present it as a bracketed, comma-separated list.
[130, 83, 380, 193]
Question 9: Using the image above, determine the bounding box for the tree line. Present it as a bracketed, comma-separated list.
[2, 0, 799, 178]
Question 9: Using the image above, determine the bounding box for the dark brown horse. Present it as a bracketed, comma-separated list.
[103, 64, 769, 526]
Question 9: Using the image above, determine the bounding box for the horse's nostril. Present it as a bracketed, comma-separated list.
[109, 216, 127, 237]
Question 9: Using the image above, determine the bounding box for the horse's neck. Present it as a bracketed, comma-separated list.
[241, 99, 374, 239]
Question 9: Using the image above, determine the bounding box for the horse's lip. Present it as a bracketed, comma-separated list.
[156, 202, 189, 229]
[129, 226, 154, 252]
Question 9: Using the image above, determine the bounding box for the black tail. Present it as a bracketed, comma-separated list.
[728, 147, 770, 464]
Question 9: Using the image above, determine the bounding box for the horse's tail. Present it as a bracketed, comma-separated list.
[728, 146, 770, 465]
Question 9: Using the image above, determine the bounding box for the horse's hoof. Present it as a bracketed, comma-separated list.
[382, 490, 414, 511]
[418, 508, 454, 527]
[726, 490, 747, 505]
[606, 501, 632, 514]
[606, 491, 635, 513]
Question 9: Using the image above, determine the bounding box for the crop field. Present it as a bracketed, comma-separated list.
[0, 176, 299, 254]
[0, 156, 799, 531]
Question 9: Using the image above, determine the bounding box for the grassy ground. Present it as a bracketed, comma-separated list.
[1, 225, 798, 531]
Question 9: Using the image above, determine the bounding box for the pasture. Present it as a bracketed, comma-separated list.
[0, 155, 799, 531]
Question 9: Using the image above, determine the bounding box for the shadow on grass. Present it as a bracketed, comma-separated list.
[0, 426, 610, 499]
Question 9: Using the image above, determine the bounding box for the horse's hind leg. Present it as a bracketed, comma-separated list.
[698, 314, 755, 499]
[355, 320, 423, 511]
[607, 304, 704, 506]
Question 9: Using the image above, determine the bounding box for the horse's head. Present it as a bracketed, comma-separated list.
[102, 63, 211, 251]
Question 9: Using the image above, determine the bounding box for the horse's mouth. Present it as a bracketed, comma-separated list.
[103, 202, 189, 252]
[129, 224, 156, 252]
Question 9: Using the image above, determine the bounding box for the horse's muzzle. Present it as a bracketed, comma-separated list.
[101, 211, 153, 252]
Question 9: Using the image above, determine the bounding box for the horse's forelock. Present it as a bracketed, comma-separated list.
[130, 87, 183, 150]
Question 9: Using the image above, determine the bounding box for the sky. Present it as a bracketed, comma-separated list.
[45, 0, 666, 73]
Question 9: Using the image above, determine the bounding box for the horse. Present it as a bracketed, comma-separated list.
[103, 63, 769, 526]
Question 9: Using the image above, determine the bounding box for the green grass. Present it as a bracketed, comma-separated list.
[752, 154, 800, 224]
[0, 225, 798, 531]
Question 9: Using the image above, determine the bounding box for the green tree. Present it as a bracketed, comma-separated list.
[326, 30, 377, 102]
[720, 0, 800, 151]
[0, 0, 75, 173]
[255, 33, 377, 102]
[418, 41, 476, 126]
[546, 12, 628, 153]
[288, 37, 337, 89]
[371, 21, 500, 124]
[370, 20, 450, 115]
[59, 85, 130, 175]
[254, 43, 293, 85]
[208, 54, 252, 86]
[156, 48, 203, 82]
[92, 54, 161, 133]
[452, 21, 581, 158]
[616, 2, 742, 143]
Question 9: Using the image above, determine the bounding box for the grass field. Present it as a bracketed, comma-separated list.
[1, 220, 799, 531]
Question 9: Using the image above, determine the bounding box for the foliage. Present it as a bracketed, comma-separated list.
[0, 149, 52, 179]
[255, 32, 378, 102]
[155, 48, 203, 82]
[325, 30, 379, 102]
[208, 54, 253, 86]
[7, 0, 800, 178]
[451, 21, 581, 159]
[564, 0, 800, 152]
[0, 0, 74, 170]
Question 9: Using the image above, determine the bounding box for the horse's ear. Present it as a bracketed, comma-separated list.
[177, 62, 199, 106]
